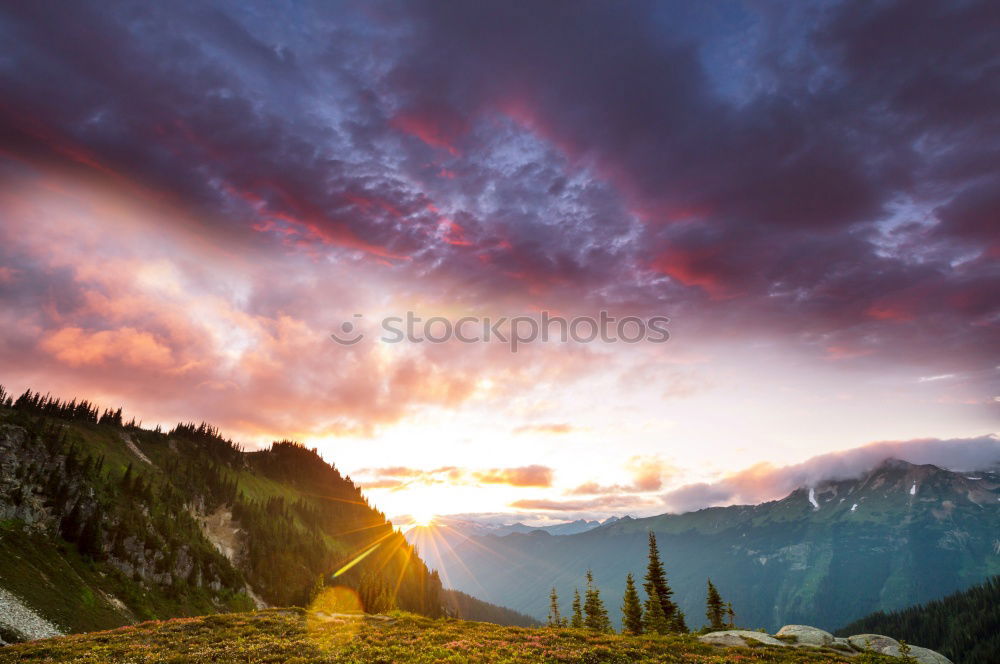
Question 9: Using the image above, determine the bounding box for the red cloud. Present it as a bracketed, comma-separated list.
[390, 106, 468, 156]
[651, 247, 731, 298]
[39, 326, 175, 370]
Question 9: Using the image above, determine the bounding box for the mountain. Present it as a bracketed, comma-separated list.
[836, 575, 1000, 664]
[405, 516, 617, 573]
[408, 516, 614, 539]
[0, 386, 518, 643]
[414, 459, 1000, 632]
[0, 607, 856, 664]
[442, 589, 540, 627]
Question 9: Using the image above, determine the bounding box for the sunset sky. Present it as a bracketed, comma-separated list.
[1, 1, 997, 525]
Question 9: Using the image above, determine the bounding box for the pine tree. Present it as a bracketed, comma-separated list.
[621, 572, 644, 634]
[571, 588, 584, 628]
[725, 601, 735, 628]
[643, 531, 679, 632]
[642, 586, 669, 634]
[583, 570, 612, 632]
[706, 578, 725, 629]
[670, 607, 688, 633]
[548, 587, 565, 627]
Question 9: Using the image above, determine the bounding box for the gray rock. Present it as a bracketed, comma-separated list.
[848, 633, 899, 652]
[776, 624, 834, 647]
[830, 637, 854, 651]
[846, 634, 952, 662]
[698, 630, 787, 648]
[905, 645, 953, 664]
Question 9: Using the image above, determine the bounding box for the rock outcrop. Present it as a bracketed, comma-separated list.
[697, 630, 787, 647]
[848, 633, 900, 652]
[698, 624, 953, 662]
[776, 624, 834, 647]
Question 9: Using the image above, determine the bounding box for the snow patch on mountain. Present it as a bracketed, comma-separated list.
[808, 488, 819, 510]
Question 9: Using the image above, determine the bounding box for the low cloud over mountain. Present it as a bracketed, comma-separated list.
[663, 434, 1000, 512]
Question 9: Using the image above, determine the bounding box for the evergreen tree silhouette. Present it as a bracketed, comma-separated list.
[706, 578, 725, 629]
[621, 572, 644, 634]
[643, 531, 679, 632]
[583, 570, 612, 632]
[548, 587, 564, 627]
[571, 588, 584, 628]
[642, 585, 669, 634]
[670, 607, 688, 633]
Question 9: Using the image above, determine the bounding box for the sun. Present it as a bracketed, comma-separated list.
[408, 511, 437, 528]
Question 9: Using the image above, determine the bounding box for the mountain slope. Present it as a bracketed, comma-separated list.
[0, 608, 861, 664]
[836, 575, 1000, 664]
[418, 460, 1000, 632]
[442, 589, 540, 627]
[0, 387, 512, 641]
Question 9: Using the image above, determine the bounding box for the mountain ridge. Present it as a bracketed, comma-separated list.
[0, 386, 526, 642]
[415, 458, 1000, 632]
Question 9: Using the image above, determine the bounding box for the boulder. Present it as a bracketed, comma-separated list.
[776, 624, 834, 647]
[830, 637, 854, 651]
[847, 633, 899, 652]
[905, 645, 953, 664]
[698, 630, 787, 648]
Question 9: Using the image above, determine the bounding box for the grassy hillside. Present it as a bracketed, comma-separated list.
[836, 576, 1000, 664]
[0, 608, 871, 664]
[0, 386, 519, 640]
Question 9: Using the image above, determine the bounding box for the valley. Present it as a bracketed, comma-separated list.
[411, 461, 1000, 632]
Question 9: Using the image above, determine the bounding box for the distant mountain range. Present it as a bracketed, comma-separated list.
[410, 459, 1000, 632]
[405, 516, 619, 570]
[417, 515, 620, 537]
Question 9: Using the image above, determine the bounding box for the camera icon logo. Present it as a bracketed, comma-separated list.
[330, 314, 365, 346]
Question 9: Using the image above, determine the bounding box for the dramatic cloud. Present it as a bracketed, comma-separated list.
[0, 1, 996, 519]
[1, 0, 995, 376]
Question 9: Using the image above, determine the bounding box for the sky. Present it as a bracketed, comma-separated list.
[0, 0, 997, 525]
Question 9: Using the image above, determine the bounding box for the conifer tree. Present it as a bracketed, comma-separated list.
[725, 601, 736, 628]
[548, 587, 564, 627]
[621, 572, 644, 634]
[643, 531, 679, 632]
[706, 578, 725, 629]
[670, 607, 688, 633]
[583, 570, 612, 632]
[571, 588, 584, 628]
[642, 585, 668, 634]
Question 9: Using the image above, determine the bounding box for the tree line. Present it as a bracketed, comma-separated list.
[836, 575, 1000, 664]
[0, 384, 446, 619]
[546, 532, 735, 634]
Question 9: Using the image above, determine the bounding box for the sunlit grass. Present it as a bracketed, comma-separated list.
[0, 609, 862, 664]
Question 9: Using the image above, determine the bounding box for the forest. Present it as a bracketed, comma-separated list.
[836, 576, 1000, 664]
